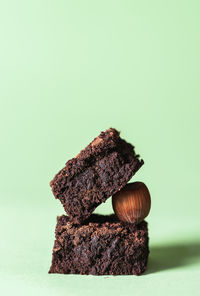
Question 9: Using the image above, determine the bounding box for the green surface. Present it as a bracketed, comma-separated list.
[1, 1, 200, 295]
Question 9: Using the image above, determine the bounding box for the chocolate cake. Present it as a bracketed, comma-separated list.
[50, 128, 144, 223]
[49, 214, 149, 275]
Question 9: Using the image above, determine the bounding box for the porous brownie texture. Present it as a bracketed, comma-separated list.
[50, 128, 144, 223]
[49, 214, 149, 275]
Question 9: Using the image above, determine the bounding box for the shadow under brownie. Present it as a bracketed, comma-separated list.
[49, 214, 149, 275]
[50, 128, 144, 223]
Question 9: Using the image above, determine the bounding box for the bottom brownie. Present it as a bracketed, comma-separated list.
[49, 214, 149, 275]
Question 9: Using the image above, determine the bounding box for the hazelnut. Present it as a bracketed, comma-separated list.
[112, 182, 151, 224]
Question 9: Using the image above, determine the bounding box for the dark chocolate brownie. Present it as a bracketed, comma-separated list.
[50, 128, 144, 223]
[49, 214, 149, 275]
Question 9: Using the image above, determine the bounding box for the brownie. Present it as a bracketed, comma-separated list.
[49, 214, 149, 275]
[50, 128, 144, 223]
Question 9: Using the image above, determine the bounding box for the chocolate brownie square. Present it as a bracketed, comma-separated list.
[49, 214, 149, 275]
[50, 128, 144, 223]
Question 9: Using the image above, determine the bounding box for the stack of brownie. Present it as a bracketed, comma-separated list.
[49, 128, 149, 275]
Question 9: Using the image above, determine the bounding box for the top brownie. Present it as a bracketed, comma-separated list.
[50, 128, 144, 223]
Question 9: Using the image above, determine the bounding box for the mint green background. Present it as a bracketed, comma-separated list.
[1, 1, 200, 295]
